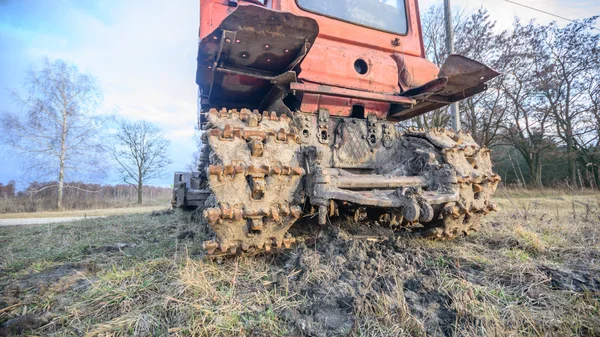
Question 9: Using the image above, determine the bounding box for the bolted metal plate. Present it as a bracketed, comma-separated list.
[197, 4, 319, 109]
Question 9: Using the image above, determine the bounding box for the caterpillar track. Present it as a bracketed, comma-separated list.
[174, 108, 500, 257]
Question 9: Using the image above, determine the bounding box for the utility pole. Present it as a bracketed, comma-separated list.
[444, 0, 460, 131]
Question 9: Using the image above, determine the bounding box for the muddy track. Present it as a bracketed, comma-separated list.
[404, 128, 500, 240]
[199, 108, 304, 255]
[196, 109, 500, 256]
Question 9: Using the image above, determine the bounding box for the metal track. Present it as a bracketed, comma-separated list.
[403, 127, 500, 239]
[199, 108, 304, 256]
[195, 110, 500, 256]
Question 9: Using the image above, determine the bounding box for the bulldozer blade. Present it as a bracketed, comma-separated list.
[388, 55, 500, 121]
[196, 4, 319, 109]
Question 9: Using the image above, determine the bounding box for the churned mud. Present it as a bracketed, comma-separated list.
[274, 226, 455, 336]
[270, 219, 600, 336]
[1, 200, 599, 336]
[0, 264, 94, 336]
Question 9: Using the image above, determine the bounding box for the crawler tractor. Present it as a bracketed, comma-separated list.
[173, 0, 501, 256]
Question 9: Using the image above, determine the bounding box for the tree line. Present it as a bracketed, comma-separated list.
[415, 6, 600, 188]
[0, 181, 16, 198]
[0, 181, 172, 213]
[0, 58, 173, 209]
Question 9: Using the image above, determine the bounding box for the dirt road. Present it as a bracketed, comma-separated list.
[0, 216, 105, 227]
[0, 204, 169, 227]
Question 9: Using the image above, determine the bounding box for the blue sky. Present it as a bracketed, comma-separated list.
[0, 0, 598, 189]
[0, 0, 199, 189]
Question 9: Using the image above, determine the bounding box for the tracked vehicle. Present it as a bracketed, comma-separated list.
[173, 0, 501, 256]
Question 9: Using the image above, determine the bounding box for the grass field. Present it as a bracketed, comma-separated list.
[0, 189, 599, 336]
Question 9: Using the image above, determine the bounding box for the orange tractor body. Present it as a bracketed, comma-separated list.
[195, 0, 497, 122]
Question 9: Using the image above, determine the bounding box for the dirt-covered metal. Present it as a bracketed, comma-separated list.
[174, 108, 500, 256]
[173, 1, 502, 256]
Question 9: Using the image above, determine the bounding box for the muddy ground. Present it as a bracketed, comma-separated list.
[1, 191, 599, 336]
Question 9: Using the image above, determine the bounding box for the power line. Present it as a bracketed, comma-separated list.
[504, 0, 600, 32]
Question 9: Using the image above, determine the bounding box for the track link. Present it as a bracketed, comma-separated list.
[200, 108, 304, 256]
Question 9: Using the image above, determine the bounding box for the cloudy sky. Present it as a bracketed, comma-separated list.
[0, 0, 598, 189]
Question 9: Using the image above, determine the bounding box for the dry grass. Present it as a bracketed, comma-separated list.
[0, 185, 171, 214]
[0, 197, 171, 215]
[0, 190, 599, 336]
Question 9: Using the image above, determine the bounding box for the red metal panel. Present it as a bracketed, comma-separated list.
[299, 42, 401, 94]
[199, 1, 229, 41]
[278, 0, 425, 57]
[299, 94, 391, 118]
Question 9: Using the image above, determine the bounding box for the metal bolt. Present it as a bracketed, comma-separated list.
[264, 44, 270, 49]
[284, 49, 289, 53]
[235, 39, 241, 43]
[213, 36, 218, 40]
[266, 58, 271, 62]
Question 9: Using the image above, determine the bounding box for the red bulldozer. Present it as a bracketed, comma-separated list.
[173, 0, 501, 256]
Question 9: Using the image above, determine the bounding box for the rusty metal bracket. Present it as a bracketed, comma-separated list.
[196, 5, 319, 108]
[388, 55, 500, 122]
[257, 71, 298, 112]
[317, 109, 330, 144]
[382, 123, 395, 148]
[290, 82, 416, 105]
[300, 115, 312, 144]
[287, 40, 311, 72]
[366, 114, 378, 147]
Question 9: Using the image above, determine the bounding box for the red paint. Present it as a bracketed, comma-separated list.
[198, 0, 441, 116]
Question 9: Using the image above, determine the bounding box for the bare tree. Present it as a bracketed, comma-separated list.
[579, 67, 600, 187]
[111, 119, 172, 204]
[532, 17, 600, 184]
[417, 6, 508, 146]
[500, 19, 556, 188]
[187, 131, 203, 172]
[417, 5, 600, 187]
[412, 4, 465, 129]
[456, 9, 508, 147]
[0, 58, 107, 209]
